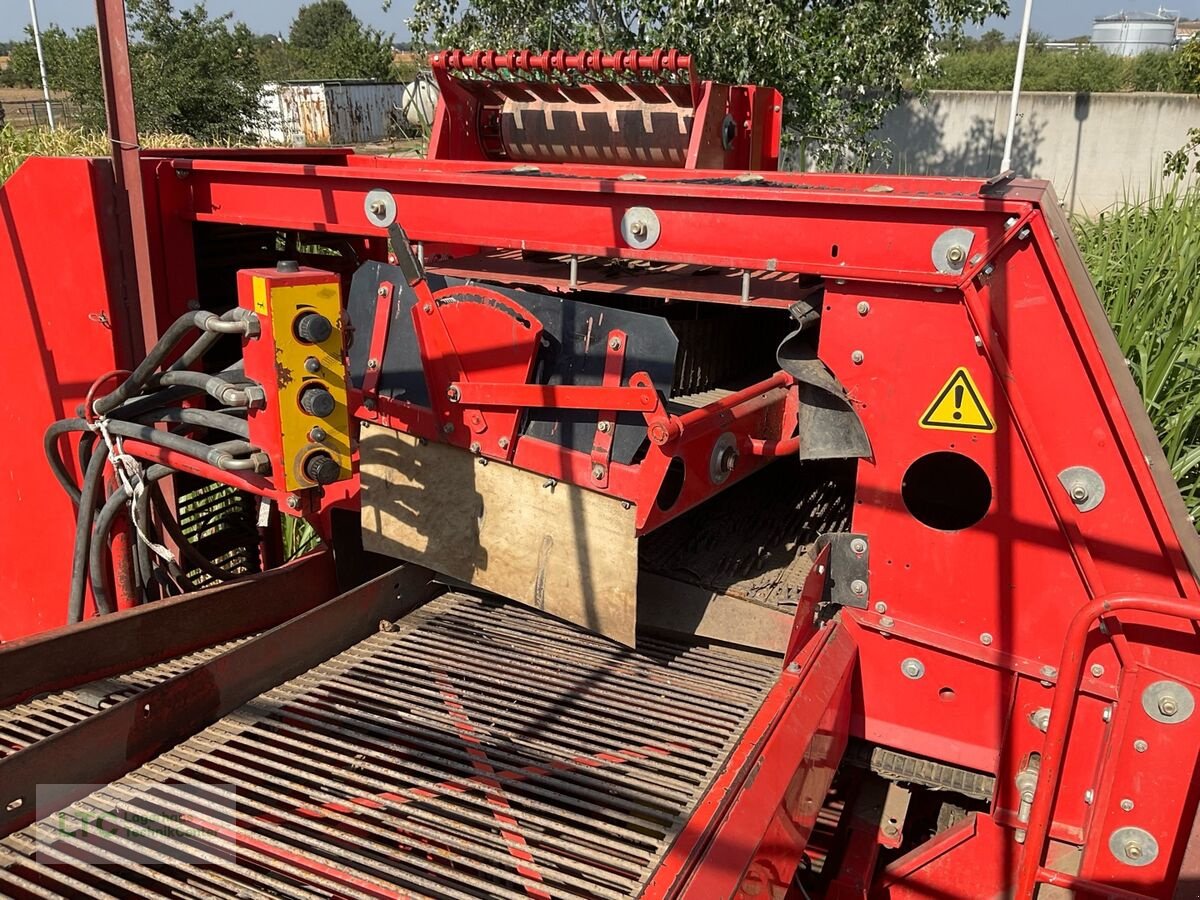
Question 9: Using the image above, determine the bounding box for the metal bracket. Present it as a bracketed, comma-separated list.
[589, 329, 627, 488]
[814, 532, 870, 610]
[361, 280, 395, 398]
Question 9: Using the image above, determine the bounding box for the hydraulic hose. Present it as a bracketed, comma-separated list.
[138, 408, 251, 440]
[88, 464, 172, 615]
[67, 444, 112, 623]
[153, 370, 261, 408]
[46, 418, 260, 472]
[92, 309, 256, 416]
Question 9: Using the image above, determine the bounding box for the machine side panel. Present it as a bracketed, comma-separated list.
[0, 158, 127, 640]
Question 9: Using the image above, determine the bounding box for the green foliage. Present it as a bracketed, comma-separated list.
[261, 1, 398, 82]
[1164, 127, 1200, 179]
[7, 1, 264, 141]
[290, 0, 359, 50]
[1076, 183, 1200, 522]
[932, 44, 1200, 94]
[408, 0, 1007, 166]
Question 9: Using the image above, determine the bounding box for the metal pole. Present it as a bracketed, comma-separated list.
[1000, 0, 1035, 173]
[28, 0, 56, 129]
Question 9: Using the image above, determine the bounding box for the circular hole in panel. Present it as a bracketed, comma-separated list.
[902, 451, 991, 531]
[939, 687, 956, 702]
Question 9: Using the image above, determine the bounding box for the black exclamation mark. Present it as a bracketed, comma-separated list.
[952, 384, 964, 420]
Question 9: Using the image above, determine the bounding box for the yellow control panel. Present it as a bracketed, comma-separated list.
[242, 270, 352, 492]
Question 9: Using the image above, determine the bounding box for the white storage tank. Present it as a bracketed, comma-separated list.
[1092, 10, 1178, 56]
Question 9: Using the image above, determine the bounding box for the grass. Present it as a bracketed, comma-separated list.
[1076, 181, 1200, 523]
[4, 126, 1199, 526]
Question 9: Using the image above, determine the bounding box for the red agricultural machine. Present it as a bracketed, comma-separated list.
[2, 9, 1199, 900]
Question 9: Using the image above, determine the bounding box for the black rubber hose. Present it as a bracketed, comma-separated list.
[91, 310, 255, 417]
[88, 464, 172, 615]
[47, 417, 256, 471]
[67, 444, 112, 624]
[153, 370, 258, 408]
[43, 419, 88, 505]
[137, 408, 250, 440]
[150, 489, 239, 584]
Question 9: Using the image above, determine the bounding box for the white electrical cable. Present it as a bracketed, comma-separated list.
[90, 415, 178, 565]
[1000, 0, 1035, 173]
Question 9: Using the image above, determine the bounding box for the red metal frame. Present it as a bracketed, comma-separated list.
[6, 132, 1200, 894]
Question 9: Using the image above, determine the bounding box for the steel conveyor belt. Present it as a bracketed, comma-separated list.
[0, 592, 779, 898]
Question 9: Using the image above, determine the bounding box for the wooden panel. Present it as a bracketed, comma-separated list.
[360, 423, 638, 645]
[637, 572, 791, 654]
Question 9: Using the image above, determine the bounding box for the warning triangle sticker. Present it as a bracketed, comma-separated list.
[919, 367, 995, 433]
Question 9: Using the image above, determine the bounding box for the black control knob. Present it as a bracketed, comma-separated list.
[295, 312, 333, 344]
[304, 452, 340, 486]
[298, 385, 336, 417]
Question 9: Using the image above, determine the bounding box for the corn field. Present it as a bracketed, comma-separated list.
[3, 126, 1199, 524]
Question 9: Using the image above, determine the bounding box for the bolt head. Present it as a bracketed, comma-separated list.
[367, 358, 378, 371]
[946, 245, 966, 265]
[469, 442, 481, 454]
[286, 495, 301, 510]
[851, 350, 865, 365]
[901, 658, 925, 679]
[879, 616, 895, 629]
[370, 199, 387, 216]
[850, 579, 868, 596]
[873, 601, 888, 614]
[1134, 739, 1148, 753]
[597, 420, 611, 433]
[1071, 482, 1090, 503]
[1084, 789, 1094, 804]
[609, 337, 622, 351]
[497, 437, 509, 450]
[1030, 708, 1051, 732]
[446, 386, 460, 402]
[442, 422, 455, 434]
[1121, 799, 1135, 812]
[422, 304, 432, 314]
[1124, 842, 1143, 861]
[377, 286, 388, 296]
[1090, 663, 1105, 678]
[1103, 706, 1113, 722]
[856, 301, 870, 316]
[592, 464, 605, 480]
[1158, 695, 1180, 717]
[1040, 665, 1058, 679]
[629, 220, 648, 238]
[980, 632, 993, 646]
[849, 538, 867, 554]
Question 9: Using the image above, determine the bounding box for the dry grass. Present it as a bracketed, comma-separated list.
[0, 125, 200, 183]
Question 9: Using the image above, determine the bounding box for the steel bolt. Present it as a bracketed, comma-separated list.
[1134, 739, 1148, 753]
[609, 337, 622, 351]
[850, 579, 868, 597]
[850, 538, 867, 555]
[1103, 706, 1113, 722]
[629, 220, 648, 239]
[367, 358, 378, 371]
[592, 464, 605, 481]
[851, 350, 865, 365]
[946, 245, 966, 266]
[879, 616, 895, 629]
[1090, 663, 1105, 678]
[1084, 789, 1094, 805]
[597, 421, 611, 433]
[422, 303, 432, 314]
[1158, 695, 1180, 717]
[446, 386, 460, 402]
[369, 199, 387, 217]
[874, 601, 888, 614]
[980, 632, 993, 646]
[856, 301, 870, 316]
[377, 286, 388, 296]
[498, 437, 510, 450]
[1040, 665, 1058, 679]
[1124, 842, 1143, 861]
[442, 422, 454, 434]
[378, 619, 398, 633]
[1030, 707, 1051, 732]
[469, 442, 481, 454]
[901, 658, 925, 680]
[1121, 799, 1135, 812]
[1070, 482, 1090, 503]
[286, 495, 301, 510]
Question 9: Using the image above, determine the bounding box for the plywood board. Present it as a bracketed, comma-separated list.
[360, 424, 639, 645]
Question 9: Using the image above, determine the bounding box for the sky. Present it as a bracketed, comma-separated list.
[4, 1, 1199, 44]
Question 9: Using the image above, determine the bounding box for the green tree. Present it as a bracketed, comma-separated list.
[290, 0, 359, 51]
[407, 0, 1008, 166]
[7, 0, 263, 140]
[277, 1, 397, 81]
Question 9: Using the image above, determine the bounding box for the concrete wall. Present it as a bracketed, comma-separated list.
[871, 91, 1199, 214]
